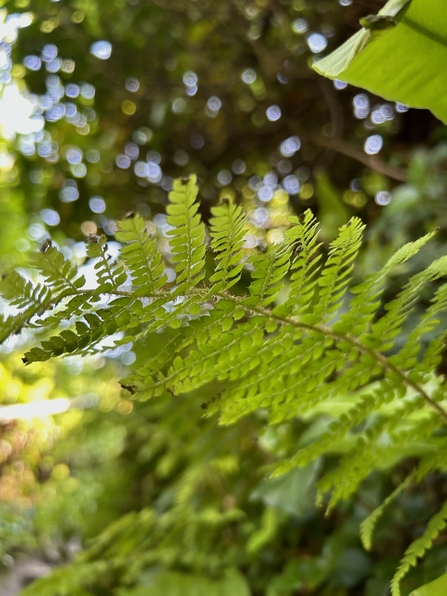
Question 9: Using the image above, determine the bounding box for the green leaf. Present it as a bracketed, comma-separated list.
[246, 244, 291, 306]
[5, 175, 447, 594]
[279, 210, 322, 318]
[313, 217, 364, 323]
[246, 507, 278, 554]
[250, 461, 320, 518]
[313, 0, 447, 124]
[408, 574, 447, 596]
[86, 235, 125, 292]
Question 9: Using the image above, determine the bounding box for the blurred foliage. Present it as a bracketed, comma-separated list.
[0, 0, 440, 251]
[0, 357, 116, 585]
[0, 0, 446, 596]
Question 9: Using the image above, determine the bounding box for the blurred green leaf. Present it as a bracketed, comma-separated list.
[409, 573, 447, 596]
[250, 461, 320, 518]
[314, 0, 447, 123]
[314, 170, 350, 241]
[118, 569, 251, 596]
[246, 507, 278, 554]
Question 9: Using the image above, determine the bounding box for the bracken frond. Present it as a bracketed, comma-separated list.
[3, 176, 447, 594]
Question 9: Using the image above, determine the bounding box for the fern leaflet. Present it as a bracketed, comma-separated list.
[166, 175, 206, 296]
[391, 499, 447, 596]
[116, 213, 167, 294]
[209, 197, 246, 292]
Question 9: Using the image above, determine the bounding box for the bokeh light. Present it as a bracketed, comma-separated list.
[89, 40, 112, 60]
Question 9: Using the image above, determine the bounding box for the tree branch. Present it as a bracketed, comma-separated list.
[312, 133, 407, 182]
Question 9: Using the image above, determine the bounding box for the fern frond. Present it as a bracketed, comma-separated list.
[116, 569, 250, 596]
[273, 377, 400, 475]
[5, 175, 447, 596]
[0, 271, 53, 342]
[86, 234, 127, 292]
[29, 242, 85, 296]
[116, 213, 167, 295]
[260, 345, 383, 426]
[320, 409, 443, 513]
[278, 210, 322, 317]
[0, 314, 17, 343]
[131, 316, 266, 399]
[245, 244, 291, 307]
[361, 473, 414, 551]
[336, 229, 438, 337]
[0, 270, 51, 311]
[167, 175, 206, 296]
[22, 297, 140, 364]
[369, 255, 447, 353]
[318, 444, 388, 510]
[119, 308, 223, 392]
[18, 561, 111, 596]
[361, 446, 447, 553]
[391, 499, 447, 596]
[312, 217, 364, 324]
[219, 330, 336, 424]
[394, 281, 447, 383]
[209, 197, 246, 292]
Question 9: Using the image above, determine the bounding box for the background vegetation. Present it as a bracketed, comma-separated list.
[1, 0, 447, 595]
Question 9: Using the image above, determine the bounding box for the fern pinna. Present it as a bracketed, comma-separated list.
[2, 174, 447, 595]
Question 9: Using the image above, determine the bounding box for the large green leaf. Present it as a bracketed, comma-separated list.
[408, 574, 447, 596]
[313, 0, 447, 124]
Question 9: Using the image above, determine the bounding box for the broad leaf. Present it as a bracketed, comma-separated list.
[408, 574, 447, 596]
[313, 0, 447, 124]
